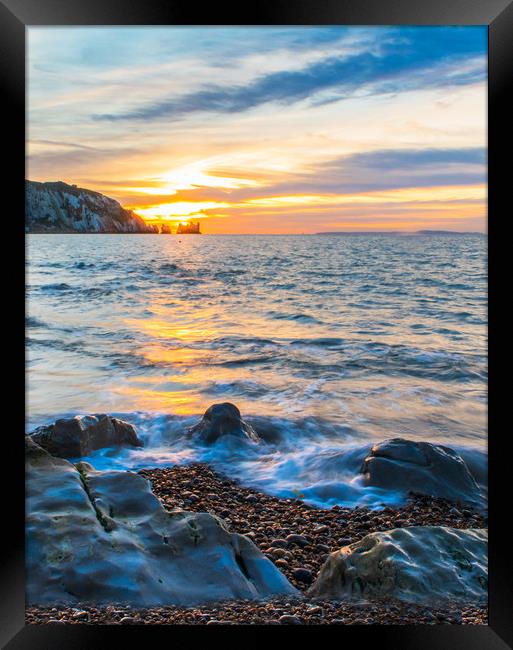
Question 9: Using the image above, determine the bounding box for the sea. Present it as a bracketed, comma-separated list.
[26, 233, 487, 509]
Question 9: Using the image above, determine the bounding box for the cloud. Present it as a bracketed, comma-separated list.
[94, 27, 486, 122]
[145, 147, 486, 205]
[27, 144, 141, 179]
[311, 147, 487, 193]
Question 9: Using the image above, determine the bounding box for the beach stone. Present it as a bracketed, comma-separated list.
[29, 414, 143, 458]
[286, 534, 309, 547]
[279, 615, 303, 625]
[25, 437, 297, 606]
[309, 526, 487, 604]
[188, 403, 260, 444]
[313, 525, 330, 534]
[360, 438, 483, 507]
[270, 539, 288, 548]
[292, 568, 313, 584]
[275, 559, 289, 569]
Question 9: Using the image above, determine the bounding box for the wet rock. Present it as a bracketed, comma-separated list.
[360, 438, 483, 507]
[188, 403, 260, 444]
[309, 526, 487, 604]
[25, 440, 297, 606]
[29, 414, 143, 458]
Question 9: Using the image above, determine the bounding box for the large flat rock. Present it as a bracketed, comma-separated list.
[26, 438, 297, 606]
[309, 526, 487, 604]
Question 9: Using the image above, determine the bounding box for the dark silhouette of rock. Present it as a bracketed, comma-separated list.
[29, 414, 143, 458]
[176, 221, 201, 234]
[189, 403, 260, 444]
[309, 526, 487, 604]
[360, 438, 483, 507]
[25, 439, 297, 606]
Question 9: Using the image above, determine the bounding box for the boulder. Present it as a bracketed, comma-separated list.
[309, 526, 487, 604]
[29, 414, 143, 458]
[360, 438, 483, 507]
[25, 438, 296, 606]
[188, 403, 260, 444]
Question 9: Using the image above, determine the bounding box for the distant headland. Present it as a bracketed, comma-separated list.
[316, 230, 485, 236]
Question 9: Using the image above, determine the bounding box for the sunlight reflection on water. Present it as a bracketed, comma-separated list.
[26, 234, 487, 507]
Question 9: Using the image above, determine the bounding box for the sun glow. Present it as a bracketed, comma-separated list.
[160, 161, 260, 191]
[127, 183, 485, 231]
[244, 185, 486, 208]
[127, 162, 261, 198]
[132, 201, 230, 221]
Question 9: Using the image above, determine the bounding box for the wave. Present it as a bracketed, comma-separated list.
[26, 325, 486, 384]
[36, 410, 486, 510]
[73, 261, 96, 269]
[26, 316, 46, 328]
[159, 262, 184, 274]
[269, 311, 322, 324]
[39, 282, 72, 292]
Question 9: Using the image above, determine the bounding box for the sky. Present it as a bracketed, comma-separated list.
[27, 26, 487, 233]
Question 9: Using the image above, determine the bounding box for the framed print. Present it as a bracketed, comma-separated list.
[1, 0, 512, 646]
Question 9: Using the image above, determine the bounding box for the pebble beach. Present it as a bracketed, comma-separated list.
[27, 463, 487, 626]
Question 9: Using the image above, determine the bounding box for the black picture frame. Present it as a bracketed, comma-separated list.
[1, 0, 511, 646]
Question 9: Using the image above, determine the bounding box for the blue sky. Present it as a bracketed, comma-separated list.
[27, 26, 487, 232]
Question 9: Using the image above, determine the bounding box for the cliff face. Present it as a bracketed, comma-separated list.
[26, 180, 157, 233]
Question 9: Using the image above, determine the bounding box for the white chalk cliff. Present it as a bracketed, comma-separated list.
[26, 180, 157, 233]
